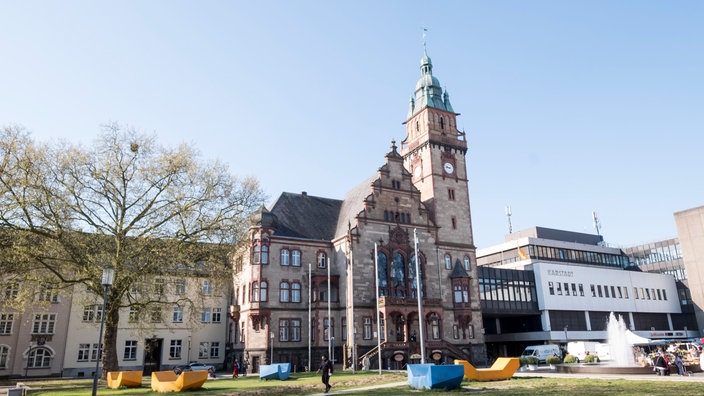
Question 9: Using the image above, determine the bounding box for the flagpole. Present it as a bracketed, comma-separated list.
[414, 229, 426, 363]
[350, 249, 356, 373]
[327, 256, 332, 361]
[308, 263, 312, 371]
[374, 243, 382, 375]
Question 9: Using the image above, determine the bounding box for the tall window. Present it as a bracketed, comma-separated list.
[260, 281, 268, 302]
[280, 249, 290, 266]
[124, 340, 137, 360]
[202, 280, 212, 295]
[201, 308, 212, 323]
[261, 246, 269, 264]
[280, 282, 290, 302]
[430, 316, 440, 340]
[128, 307, 140, 322]
[291, 282, 302, 303]
[391, 253, 406, 297]
[28, 347, 52, 368]
[363, 317, 372, 340]
[0, 345, 8, 368]
[154, 278, 165, 295]
[150, 307, 162, 323]
[212, 308, 222, 323]
[377, 252, 388, 296]
[210, 342, 220, 358]
[448, 188, 455, 200]
[4, 283, 19, 300]
[280, 319, 290, 341]
[170, 340, 182, 359]
[292, 250, 301, 266]
[252, 282, 259, 302]
[453, 284, 468, 303]
[78, 343, 92, 361]
[174, 279, 186, 295]
[199, 342, 210, 359]
[463, 256, 471, 271]
[254, 245, 269, 264]
[324, 318, 334, 341]
[0, 314, 13, 335]
[318, 252, 328, 268]
[32, 313, 56, 334]
[37, 284, 59, 302]
[172, 307, 184, 323]
[292, 319, 302, 341]
[444, 254, 452, 270]
[254, 245, 261, 264]
[342, 317, 347, 341]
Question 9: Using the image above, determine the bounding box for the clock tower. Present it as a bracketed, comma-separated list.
[400, 48, 475, 251]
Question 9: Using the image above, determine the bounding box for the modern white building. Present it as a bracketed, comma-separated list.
[477, 227, 691, 359]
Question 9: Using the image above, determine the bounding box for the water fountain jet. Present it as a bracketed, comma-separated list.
[556, 312, 653, 374]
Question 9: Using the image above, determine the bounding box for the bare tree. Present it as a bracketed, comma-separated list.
[0, 123, 265, 374]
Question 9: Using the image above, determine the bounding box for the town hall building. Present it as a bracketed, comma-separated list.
[229, 48, 486, 372]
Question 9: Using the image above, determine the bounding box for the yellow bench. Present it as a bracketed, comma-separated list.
[107, 370, 143, 388]
[151, 370, 208, 392]
[454, 357, 520, 381]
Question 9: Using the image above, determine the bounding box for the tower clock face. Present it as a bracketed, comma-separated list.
[414, 166, 422, 178]
[443, 162, 454, 174]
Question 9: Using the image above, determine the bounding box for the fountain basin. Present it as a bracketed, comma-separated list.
[555, 363, 701, 375]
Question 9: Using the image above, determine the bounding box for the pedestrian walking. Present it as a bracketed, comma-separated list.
[316, 354, 333, 393]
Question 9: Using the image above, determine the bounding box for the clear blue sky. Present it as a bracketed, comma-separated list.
[1, 1, 702, 248]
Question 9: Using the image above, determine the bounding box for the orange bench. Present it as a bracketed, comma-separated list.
[151, 370, 208, 392]
[454, 357, 520, 381]
[107, 370, 143, 388]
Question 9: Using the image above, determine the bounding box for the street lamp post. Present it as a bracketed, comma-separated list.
[24, 342, 34, 378]
[270, 332, 275, 364]
[92, 265, 115, 396]
[330, 337, 335, 368]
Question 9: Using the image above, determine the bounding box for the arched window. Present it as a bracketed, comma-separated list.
[291, 282, 301, 303]
[444, 254, 452, 270]
[291, 250, 301, 266]
[253, 246, 261, 264]
[440, 117, 445, 130]
[260, 281, 268, 302]
[464, 256, 471, 271]
[252, 282, 259, 302]
[28, 347, 52, 368]
[391, 253, 406, 297]
[377, 252, 388, 296]
[261, 245, 269, 264]
[280, 249, 290, 266]
[429, 314, 441, 340]
[280, 282, 290, 303]
[0, 345, 8, 369]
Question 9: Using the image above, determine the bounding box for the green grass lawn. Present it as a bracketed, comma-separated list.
[10, 372, 704, 395]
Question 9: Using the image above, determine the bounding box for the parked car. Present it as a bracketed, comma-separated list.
[188, 362, 215, 372]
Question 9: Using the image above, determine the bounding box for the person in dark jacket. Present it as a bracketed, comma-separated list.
[316, 354, 333, 393]
[654, 352, 669, 376]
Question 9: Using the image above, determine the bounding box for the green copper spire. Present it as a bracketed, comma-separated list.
[409, 43, 454, 118]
